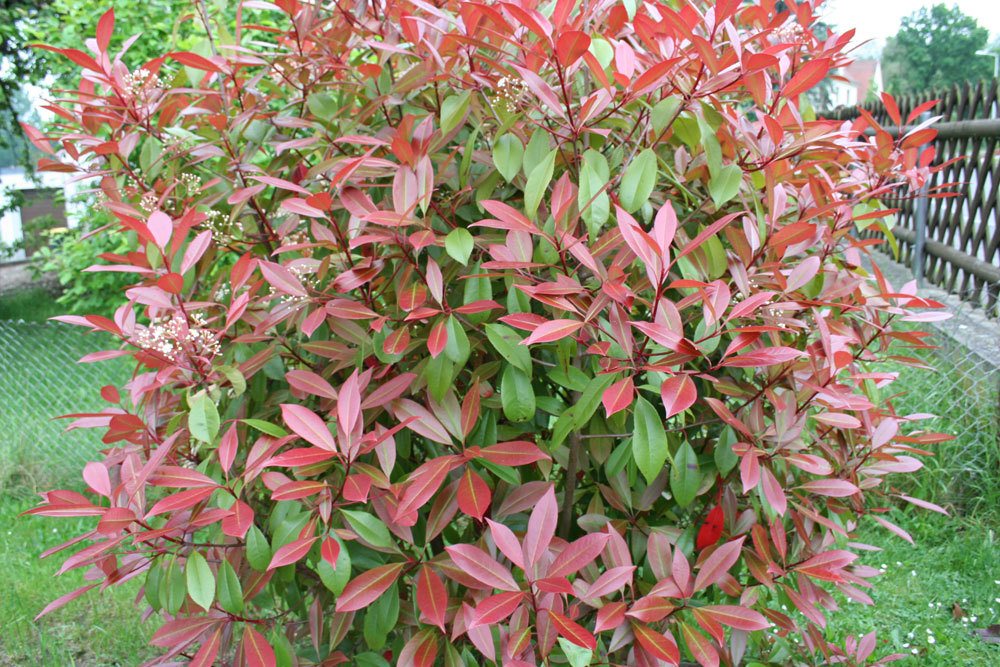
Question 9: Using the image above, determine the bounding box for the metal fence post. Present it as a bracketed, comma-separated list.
[913, 111, 932, 287]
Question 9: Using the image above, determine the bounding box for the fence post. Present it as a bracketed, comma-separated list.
[912, 111, 932, 287]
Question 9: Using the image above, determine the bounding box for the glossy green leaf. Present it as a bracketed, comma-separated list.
[619, 148, 658, 213]
[501, 365, 536, 423]
[670, 441, 701, 507]
[651, 97, 683, 134]
[342, 509, 394, 549]
[246, 525, 272, 571]
[189, 392, 219, 443]
[493, 133, 524, 183]
[445, 228, 474, 265]
[578, 149, 610, 235]
[633, 397, 668, 484]
[485, 323, 532, 374]
[524, 148, 557, 220]
[185, 551, 215, 611]
[440, 91, 471, 136]
[709, 164, 743, 207]
[216, 558, 244, 614]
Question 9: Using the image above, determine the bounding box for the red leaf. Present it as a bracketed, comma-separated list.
[783, 58, 830, 98]
[170, 51, 224, 73]
[150, 616, 220, 648]
[268, 536, 318, 570]
[427, 318, 449, 357]
[96, 8, 114, 53]
[335, 563, 405, 612]
[477, 441, 549, 466]
[321, 537, 340, 567]
[286, 370, 338, 400]
[445, 544, 519, 591]
[521, 319, 584, 346]
[595, 601, 627, 632]
[722, 347, 803, 368]
[33, 583, 98, 620]
[416, 565, 448, 631]
[547, 533, 610, 578]
[222, 500, 254, 539]
[190, 628, 222, 667]
[523, 486, 558, 568]
[457, 468, 491, 521]
[396, 455, 461, 522]
[548, 609, 596, 650]
[145, 487, 215, 519]
[602, 376, 635, 418]
[798, 479, 859, 497]
[242, 626, 277, 667]
[660, 375, 697, 418]
[218, 424, 238, 474]
[632, 622, 680, 663]
[761, 466, 787, 516]
[280, 404, 337, 452]
[556, 31, 591, 67]
[681, 622, 719, 667]
[699, 605, 769, 631]
[694, 537, 744, 592]
[696, 505, 724, 550]
[472, 591, 525, 627]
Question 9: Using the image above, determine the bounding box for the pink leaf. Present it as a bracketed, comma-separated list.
[601, 376, 634, 418]
[280, 404, 337, 452]
[660, 375, 697, 418]
[520, 319, 584, 346]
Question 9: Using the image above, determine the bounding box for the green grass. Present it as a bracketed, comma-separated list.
[0, 285, 63, 322]
[826, 512, 1000, 665]
[0, 492, 154, 666]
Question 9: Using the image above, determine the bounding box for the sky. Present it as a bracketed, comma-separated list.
[819, 0, 1000, 51]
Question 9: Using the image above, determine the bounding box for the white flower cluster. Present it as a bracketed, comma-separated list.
[494, 76, 526, 113]
[123, 68, 164, 98]
[772, 23, 805, 44]
[201, 209, 237, 244]
[180, 173, 202, 192]
[133, 313, 220, 362]
[139, 192, 159, 212]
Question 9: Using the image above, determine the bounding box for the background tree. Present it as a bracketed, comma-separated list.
[882, 4, 993, 95]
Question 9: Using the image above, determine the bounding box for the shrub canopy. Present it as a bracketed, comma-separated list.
[28, 1, 948, 665]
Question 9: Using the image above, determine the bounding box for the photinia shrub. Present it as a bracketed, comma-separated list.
[26, 1, 952, 665]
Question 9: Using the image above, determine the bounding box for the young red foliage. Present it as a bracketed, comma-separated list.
[28, 1, 946, 665]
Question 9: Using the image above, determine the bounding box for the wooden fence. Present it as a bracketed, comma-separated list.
[826, 79, 1000, 317]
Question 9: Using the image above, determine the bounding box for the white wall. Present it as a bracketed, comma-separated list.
[0, 169, 77, 263]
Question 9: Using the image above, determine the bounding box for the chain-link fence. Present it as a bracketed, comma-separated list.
[0, 320, 129, 486]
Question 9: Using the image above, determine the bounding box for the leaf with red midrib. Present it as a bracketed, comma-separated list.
[242, 626, 276, 667]
[336, 563, 405, 613]
[660, 374, 697, 418]
[280, 404, 337, 452]
[601, 376, 634, 418]
[632, 622, 680, 664]
[445, 544, 519, 592]
[520, 319, 584, 346]
[457, 468, 491, 520]
[547, 609, 596, 650]
[416, 565, 448, 631]
[268, 536, 318, 570]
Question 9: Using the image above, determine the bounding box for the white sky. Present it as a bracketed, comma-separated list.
[819, 0, 1000, 50]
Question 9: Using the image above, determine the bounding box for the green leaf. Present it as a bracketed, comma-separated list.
[670, 441, 701, 508]
[524, 148, 557, 220]
[445, 228, 474, 265]
[440, 91, 471, 136]
[493, 133, 524, 183]
[219, 365, 246, 396]
[444, 315, 470, 366]
[425, 354, 455, 403]
[246, 525, 272, 571]
[306, 92, 339, 119]
[485, 323, 532, 374]
[501, 365, 536, 423]
[185, 551, 215, 611]
[713, 426, 739, 476]
[709, 164, 743, 207]
[522, 129, 550, 176]
[572, 374, 616, 430]
[619, 148, 658, 213]
[342, 509, 393, 549]
[558, 637, 594, 667]
[578, 149, 610, 236]
[651, 97, 683, 135]
[216, 559, 244, 614]
[241, 418, 288, 438]
[188, 392, 220, 443]
[364, 583, 400, 650]
[588, 37, 614, 68]
[161, 556, 186, 615]
[632, 397, 668, 484]
[317, 536, 352, 596]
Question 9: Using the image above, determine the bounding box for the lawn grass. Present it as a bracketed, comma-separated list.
[0, 493, 154, 666]
[0, 285, 63, 322]
[825, 511, 1000, 665]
